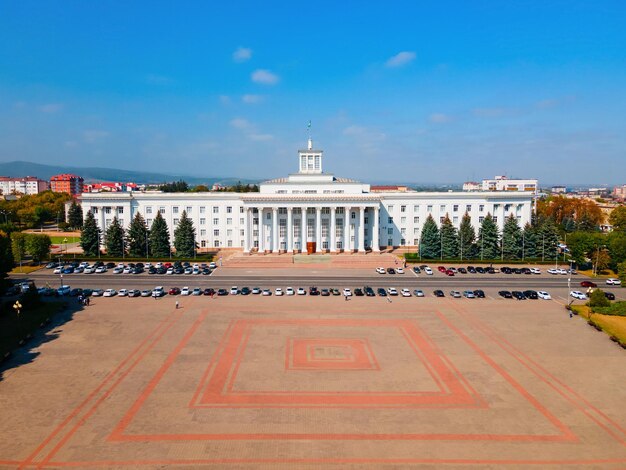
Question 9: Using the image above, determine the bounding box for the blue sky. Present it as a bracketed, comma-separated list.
[1, 0, 625, 185]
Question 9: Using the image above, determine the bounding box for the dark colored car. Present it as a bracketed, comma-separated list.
[473, 289, 485, 298]
[174, 268, 184, 274]
[62, 266, 74, 274]
[445, 269, 455, 276]
[580, 281, 597, 288]
[309, 287, 320, 296]
[82, 288, 93, 297]
[457, 267, 467, 274]
[133, 267, 144, 274]
[240, 287, 251, 295]
[523, 290, 538, 299]
[387, 268, 396, 274]
[157, 267, 167, 274]
[512, 291, 526, 300]
[412, 266, 421, 274]
[354, 288, 364, 296]
[501, 267, 512, 274]
[476, 267, 485, 274]
[433, 290, 445, 297]
[513, 268, 522, 275]
[217, 288, 228, 296]
[135, 262, 144, 268]
[168, 287, 180, 295]
[521, 268, 532, 275]
[605, 292, 616, 300]
[499, 290, 513, 299]
[148, 267, 157, 274]
[364, 286, 375, 297]
[377, 288, 387, 297]
[487, 267, 496, 274]
[69, 288, 83, 297]
[204, 288, 215, 296]
[467, 266, 476, 273]
[105, 262, 116, 269]
[202, 268, 211, 275]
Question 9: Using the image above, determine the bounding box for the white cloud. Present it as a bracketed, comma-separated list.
[251, 69, 280, 85]
[242, 94, 264, 104]
[219, 95, 232, 106]
[385, 51, 416, 68]
[229, 118, 251, 130]
[429, 113, 452, 123]
[233, 47, 252, 63]
[83, 130, 110, 143]
[248, 133, 273, 141]
[146, 74, 173, 85]
[39, 103, 63, 113]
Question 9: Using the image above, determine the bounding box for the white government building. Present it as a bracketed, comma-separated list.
[79, 139, 535, 254]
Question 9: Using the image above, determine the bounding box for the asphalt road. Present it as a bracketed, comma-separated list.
[12, 269, 624, 302]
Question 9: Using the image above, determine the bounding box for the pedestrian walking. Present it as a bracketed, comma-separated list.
[175, 300, 179, 309]
[387, 297, 392, 303]
[86, 297, 90, 306]
[344, 294, 348, 301]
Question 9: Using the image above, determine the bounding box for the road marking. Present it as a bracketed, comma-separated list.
[410, 268, 419, 278]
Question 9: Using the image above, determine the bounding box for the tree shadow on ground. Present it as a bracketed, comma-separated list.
[0, 299, 85, 382]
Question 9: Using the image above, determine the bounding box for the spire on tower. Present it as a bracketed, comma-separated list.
[307, 120, 313, 149]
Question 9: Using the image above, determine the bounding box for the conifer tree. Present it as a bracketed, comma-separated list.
[522, 222, 537, 259]
[419, 214, 440, 259]
[440, 214, 459, 259]
[149, 212, 170, 257]
[80, 210, 101, 257]
[104, 216, 125, 257]
[502, 213, 522, 260]
[173, 210, 196, 257]
[478, 213, 499, 260]
[127, 212, 149, 257]
[537, 218, 559, 261]
[457, 212, 476, 260]
[67, 200, 83, 230]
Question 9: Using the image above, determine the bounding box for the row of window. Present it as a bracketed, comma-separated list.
[385, 203, 524, 213]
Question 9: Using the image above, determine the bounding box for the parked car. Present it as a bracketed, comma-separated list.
[343, 288, 353, 297]
[433, 290, 445, 297]
[523, 290, 538, 299]
[321, 288, 330, 296]
[285, 287, 295, 296]
[396, 267, 404, 274]
[152, 286, 165, 297]
[57, 285, 71, 296]
[570, 291, 587, 300]
[376, 267, 386, 274]
[463, 290, 475, 298]
[387, 287, 398, 296]
[275, 288, 284, 296]
[606, 278, 622, 285]
[364, 286, 375, 296]
[498, 290, 513, 299]
[240, 287, 251, 295]
[387, 268, 396, 274]
[128, 289, 141, 297]
[530, 267, 541, 274]
[413, 289, 425, 297]
[92, 289, 104, 297]
[168, 287, 181, 295]
[424, 267, 433, 275]
[140, 289, 151, 297]
[230, 286, 239, 295]
[473, 289, 485, 298]
[181, 287, 191, 296]
[401, 288, 411, 297]
[512, 291, 526, 300]
[449, 290, 461, 298]
[377, 288, 387, 297]
[103, 289, 117, 297]
[580, 281, 597, 288]
[354, 288, 364, 296]
[217, 288, 228, 296]
[192, 287, 202, 296]
[412, 266, 421, 274]
[95, 266, 106, 273]
[537, 291, 552, 300]
[297, 287, 306, 295]
[252, 287, 261, 295]
[262, 289, 272, 296]
[605, 292, 616, 300]
[118, 289, 128, 297]
[309, 287, 320, 296]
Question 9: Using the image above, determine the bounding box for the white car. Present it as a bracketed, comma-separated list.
[463, 290, 475, 298]
[396, 267, 404, 274]
[387, 287, 398, 296]
[53, 267, 62, 274]
[450, 290, 462, 298]
[103, 289, 117, 297]
[424, 267, 433, 275]
[297, 287, 306, 295]
[262, 288, 272, 296]
[537, 291, 552, 300]
[606, 278, 622, 285]
[166, 267, 174, 275]
[547, 268, 558, 275]
[113, 267, 123, 274]
[152, 286, 165, 297]
[181, 287, 190, 296]
[376, 267, 386, 274]
[285, 287, 295, 296]
[84, 266, 95, 274]
[79, 261, 89, 268]
[413, 289, 425, 297]
[193, 268, 201, 275]
[275, 288, 284, 296]
[192, 287, 202, 296]
[95, 266, 107, 273]
[123, 266, 132, 274]
[184, 267, 193, 275]
[252, 287, 261, 294]
[140, 289, 151, 297]
[401, 288, 411, 297]
[209, 262, 217, 269]
[343, 288, 352, 297]
[230, 286, 239, 295]
[530, 268, 541, 274]
[570, 291, 587, 300]
[155, 262, 163, 269]
[557, 268, 568, 275]
[118, 289, 128, 297]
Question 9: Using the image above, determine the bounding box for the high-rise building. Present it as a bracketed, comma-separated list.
[0, 176, 48, 195]
[50, 174, 84, 196]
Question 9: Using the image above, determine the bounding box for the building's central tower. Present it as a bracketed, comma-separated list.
[298, 138, 323, 174]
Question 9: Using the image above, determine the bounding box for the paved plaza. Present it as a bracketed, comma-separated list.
[1, 292, 625, 468]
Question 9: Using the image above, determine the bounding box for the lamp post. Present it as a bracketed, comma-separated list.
[145, 226, 149, 260]
[542, 234, 545, 262]
[0, 209, 8, 224]
[440, 230, 443, 261]
[62, 237, 67, 258]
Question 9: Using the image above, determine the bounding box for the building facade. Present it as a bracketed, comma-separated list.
[464, 176, 538, 193]
[0, 176, 48, 195]
[78, 140, 535, 253]
[50, 173, 84, 196]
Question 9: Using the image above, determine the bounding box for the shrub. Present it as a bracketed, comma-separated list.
[588, 289, 610, 308]
[592, 301, 626, 317]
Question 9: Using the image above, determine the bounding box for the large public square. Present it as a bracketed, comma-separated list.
[1, 265, 625, 468]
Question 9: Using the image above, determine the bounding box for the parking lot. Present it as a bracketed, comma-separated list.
[1, 287, 625, 468]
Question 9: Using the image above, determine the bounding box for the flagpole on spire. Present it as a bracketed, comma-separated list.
[307, 120, 313, 150]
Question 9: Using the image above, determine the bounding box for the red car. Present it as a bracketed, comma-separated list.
[168, 287, 181, 295]
[438, 266, 447, 273]
[580, 281, 597, 288]
[446, 269, 455, 276]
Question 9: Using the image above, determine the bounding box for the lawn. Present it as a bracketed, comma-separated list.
[10, 265, 44, 275]
[0, 301, 66, 359]
[49, 236, 79, 244]
[572, 305, 626, 346]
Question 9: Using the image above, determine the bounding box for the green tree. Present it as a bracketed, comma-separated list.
[80, 210, 101, 257]
[104, 216, 125, 257]
[149, 212, 170, 257]
[561, 217, 577, 234]
[595, 248, 611, 274]
[0, 230, 14, 291]
[609, 205, 626, 232]
[502, 214, 522, 260]
[173, 210, 196, 257]
[522, 223, 537, 259]
[457, 213, 476, 260]
[67, 200, 83, 230]
[191, 184, 210, 192]
[618, 261, 626, 286]
[588, 289, 610, 308]
[127, 212, 149, 257]
[478, 213, 499, 259]
[537, 219, 559, 261]
[25, 234, 51, 263]
[33, 206, 52, 228]
[10, 231, 27, 266]
[567, 231, 598, 266]
[440, 214, 458, 259]
[608, 231, 626, 268]
[419, 214, 440, 259]
[577, 212, 599, 232]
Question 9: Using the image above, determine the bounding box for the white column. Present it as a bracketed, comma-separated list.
[315, 207, 322, 253]
[243, 207, 250, 253]
[301, 207, 307, 253]
[330, 207, 336, 253]
[287, 207, 293, 253]
[258, 208, 264, 253]
[344, 206, 351, 252]
[358, 206, 365, 253]
[272, 207, 278, 252]
[372, 206, 380, 252]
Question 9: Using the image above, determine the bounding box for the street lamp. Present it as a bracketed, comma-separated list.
[62, 237, 68, 258]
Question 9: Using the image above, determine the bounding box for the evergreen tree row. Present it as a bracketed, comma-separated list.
[80, 210, 197, 257]
[418, 212, 559, 260]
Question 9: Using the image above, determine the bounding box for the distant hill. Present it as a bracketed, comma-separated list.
[0, 161, 257, 186]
